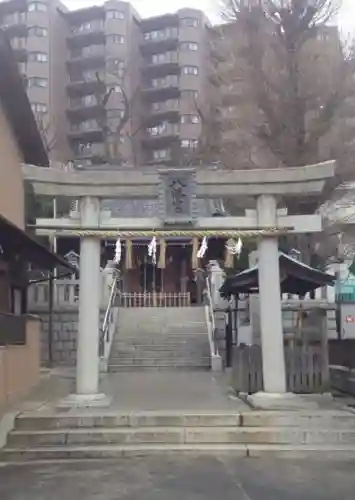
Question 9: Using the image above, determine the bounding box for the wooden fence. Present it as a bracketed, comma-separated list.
[232, 344, 329, 394]
[119, 292, 191, 308]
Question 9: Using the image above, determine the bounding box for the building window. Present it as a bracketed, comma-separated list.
[181, 139, 198, 149]
[31, 102, 48, 114]
[27, 77, 48, 88]
[152, 52, 168, 64]
[28, 51, 48, 62]
[153, 149, 169, 160]
[151, 74, 179, 88]
[181, 114, 200, 124]
[82, 69, 101, 81]
[106, 34, 124, 44]
[106, 10, 125, 20]
[106, 58, 125, 76]
[72, 119, 99, 131]
[28, 2, 47, 12]
[107, 109, 125, 119]
[180, 17, 199, 28]
[144, 27, 178, 41]
[11, 37, 27, 49]
[182, 66, 199, 75]
[181, 89, 198, 100]
[28, 26, 48, 37]
[107, 84, 122, 93]
[180, 42, 198, 51]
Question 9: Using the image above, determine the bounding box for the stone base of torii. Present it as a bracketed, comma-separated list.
[22, 161, 336, 408]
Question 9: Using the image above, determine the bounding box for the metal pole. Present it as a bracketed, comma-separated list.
[226, 305, 233, 368]
[48, 271, 54, 366]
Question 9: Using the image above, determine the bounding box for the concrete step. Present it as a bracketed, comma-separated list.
[7, 426, 355, 448]
[108, 365, 210, 372]
[3, 443, 355, 462]
[111, 345, 209, 353]
[240, 410, 355, 428]
[110, 356, 210, 364]
[112, 336, 209, 345]
[108, 357, 211, 365]
[13, 413, 243, 431]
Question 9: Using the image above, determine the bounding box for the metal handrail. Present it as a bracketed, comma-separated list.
[99, 270, 119, 357]
[205, 276, 219, 356]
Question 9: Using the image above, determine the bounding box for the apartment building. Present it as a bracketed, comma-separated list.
[0, 0, 215, 167]
[139, 8, 212, 165]
[0, 0, 70, 161]
[64, 1, 141, 167]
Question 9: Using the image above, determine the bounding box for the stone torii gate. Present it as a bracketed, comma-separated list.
[22, 161, 335, 407]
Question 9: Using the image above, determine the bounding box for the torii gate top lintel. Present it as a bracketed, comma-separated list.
[22, 160, 336, 200]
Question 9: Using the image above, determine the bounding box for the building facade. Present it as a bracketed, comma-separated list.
[0, 0, 214, 166]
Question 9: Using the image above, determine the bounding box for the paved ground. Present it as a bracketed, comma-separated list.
[0, 456, 355, 500]
[11, 370, 249, 414]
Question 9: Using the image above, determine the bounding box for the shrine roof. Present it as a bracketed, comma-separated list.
[220, 253, 335, 297]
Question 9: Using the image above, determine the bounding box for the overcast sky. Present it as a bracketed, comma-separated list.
[65, 0, 355, 36]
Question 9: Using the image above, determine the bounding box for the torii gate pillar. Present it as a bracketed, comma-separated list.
[256, 194, 286, 394]
[60, 196, 111, 408]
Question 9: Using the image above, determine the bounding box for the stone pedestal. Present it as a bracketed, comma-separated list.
[257, 194, 287, 394]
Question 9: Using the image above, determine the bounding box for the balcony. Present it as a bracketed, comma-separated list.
[67, 44, 105, 70]
[144, 98, 180, 126]
[142, 51, 180, 78]
[67, 20, 105, 48]
[73, 142, 106, 162]
[1, 11, 27, 37]
[140, 27, 179, 56]
[66, 70, 104, 97]
[68, 119, 103, 142]
[142, 75, 180, 102]
[67, 93, 102, 120]
[140, 13, 179, 32]
[143, 122, 180, 149]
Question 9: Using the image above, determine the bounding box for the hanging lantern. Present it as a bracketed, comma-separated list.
[158, 238, 166, 269]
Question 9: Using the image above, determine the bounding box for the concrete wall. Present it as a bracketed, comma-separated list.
[37, 308, 105, 366]
[0, 316, 41, 409]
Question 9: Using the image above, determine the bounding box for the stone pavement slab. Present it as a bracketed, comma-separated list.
[0, 456, 354, 500]
[14, 370, 249, 414]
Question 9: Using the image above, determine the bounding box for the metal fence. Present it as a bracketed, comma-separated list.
[119, 292, 191, 308]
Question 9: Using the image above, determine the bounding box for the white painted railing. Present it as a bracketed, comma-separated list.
[204, 276, 222, 371]
[119, 292, 190, 308]
[27, 274, 110, 309]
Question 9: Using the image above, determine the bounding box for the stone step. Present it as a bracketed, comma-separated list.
[113, 336, 209, 344]
[108, 365, 210, 372]
[13, 413, 243, 431]
[3, 443, 355, 462]
[109, 356, 211, 365]
[109, 364, 210, 372]
[111, 345, 210, 354]
[110, 349, 209, 362]
[7, 426, 355, 448]
[115, 331, 208, 338]
[240, 410, 355, 428]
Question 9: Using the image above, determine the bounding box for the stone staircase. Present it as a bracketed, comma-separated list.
[108, 307, 211, 372]
[2, 410, 355, 461]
